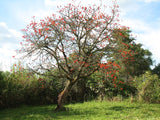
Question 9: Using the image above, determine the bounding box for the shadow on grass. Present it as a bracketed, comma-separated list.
[0, 104, 96, 120]
[0, 105, 58, 120]
[108, 106, 141, 111]
[1, 103, 159, 120]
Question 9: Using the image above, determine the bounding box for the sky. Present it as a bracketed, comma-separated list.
[0, 0, 160, 71]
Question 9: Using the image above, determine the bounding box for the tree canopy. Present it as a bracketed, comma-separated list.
[19, 1, 137, 110]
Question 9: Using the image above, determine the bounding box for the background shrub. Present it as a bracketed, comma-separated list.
[135, 71, 160, 103]
[1, 62, 156, 110]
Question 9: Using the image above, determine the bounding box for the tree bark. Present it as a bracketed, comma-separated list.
[55, 80, 75, 111]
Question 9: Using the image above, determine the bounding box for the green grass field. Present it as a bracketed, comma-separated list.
[0, 101, 160, 120]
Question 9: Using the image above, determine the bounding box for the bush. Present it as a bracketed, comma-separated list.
[0, 66, 94, 109]
[86, 71, 137, 101]
[0, 63, 64, 109]
[135, 71, 160, 103]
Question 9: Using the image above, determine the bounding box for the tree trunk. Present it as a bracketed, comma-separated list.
[55, 80, 75, 111]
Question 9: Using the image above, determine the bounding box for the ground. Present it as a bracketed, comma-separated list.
[0, 101, 160, 120]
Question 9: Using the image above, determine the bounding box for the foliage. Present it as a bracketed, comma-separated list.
[0, 63, 95, 109]
[152, 63, 160, 78]
[8, 0, 154, 111]
[87, 70, 137, 101]
[0, 63, 62, 109]
[135, 71, 160, 103]
[0, 29, 153, 109]
[83, 29, 151, 101]
[131, 45, 152, 76]
[0, 101, 160, 120]
[18, 0, 139, 110]
[111, 29, 152, 77]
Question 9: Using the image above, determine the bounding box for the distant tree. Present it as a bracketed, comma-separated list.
[132, 44, 152, 76]
[90, 29, 152, 99]
[152, 63, 160, 78]
[111, 29, 152, 79]
[19, 1, 135, 110]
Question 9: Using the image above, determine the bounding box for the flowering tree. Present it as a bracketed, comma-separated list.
[19, 1, 134, 110]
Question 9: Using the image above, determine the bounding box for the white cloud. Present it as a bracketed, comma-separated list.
[44, 0, 111, 7]
[44, 0, 55, 6]
[144, 0, 160, 3]
[0, 22, 22, 46]
[138, 30, 160, 64]
[0, 22, 21, 71]
[121, 18, 151, 32]
[0, 47, 16, 71]
[44, 0, 69, 6]
[118, 0, 160, 4]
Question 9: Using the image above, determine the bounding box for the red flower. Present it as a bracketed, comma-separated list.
[45, 28, 49, 31]
[70, 69, 74, 72]
[71, 37, 75, 40]
[119, 81, 124, 84]
[26, 39, 29, 42]
[61, 18, 64, 21]
[38, 78, 42, 81]
[22, 35, 26, 38]
[31, 43, 34, 46]
[72, 29, 76, 32]
[38, 29, 41, 35]
[105, 66, 109, 69]
[85, 64, 89, 67]
[111, 74, 114, 77]
[119, 33, 122, 36]
[120, 88, 123, 90]
[74, 60, 78, 63]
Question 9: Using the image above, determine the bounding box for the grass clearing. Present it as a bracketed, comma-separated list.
[0, 101, 160, 120]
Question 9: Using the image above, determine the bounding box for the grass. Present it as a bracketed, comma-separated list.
[0, 101, 160, 120]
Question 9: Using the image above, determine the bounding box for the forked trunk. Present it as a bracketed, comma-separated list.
[55, 80, 75, 111]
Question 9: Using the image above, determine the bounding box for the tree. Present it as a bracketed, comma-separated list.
[111, 29, 152, 78]
[19, 1, 134, 110]
[152, 63, 160, 78]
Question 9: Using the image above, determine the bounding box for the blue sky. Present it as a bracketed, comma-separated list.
[0, 0, 160, 71]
